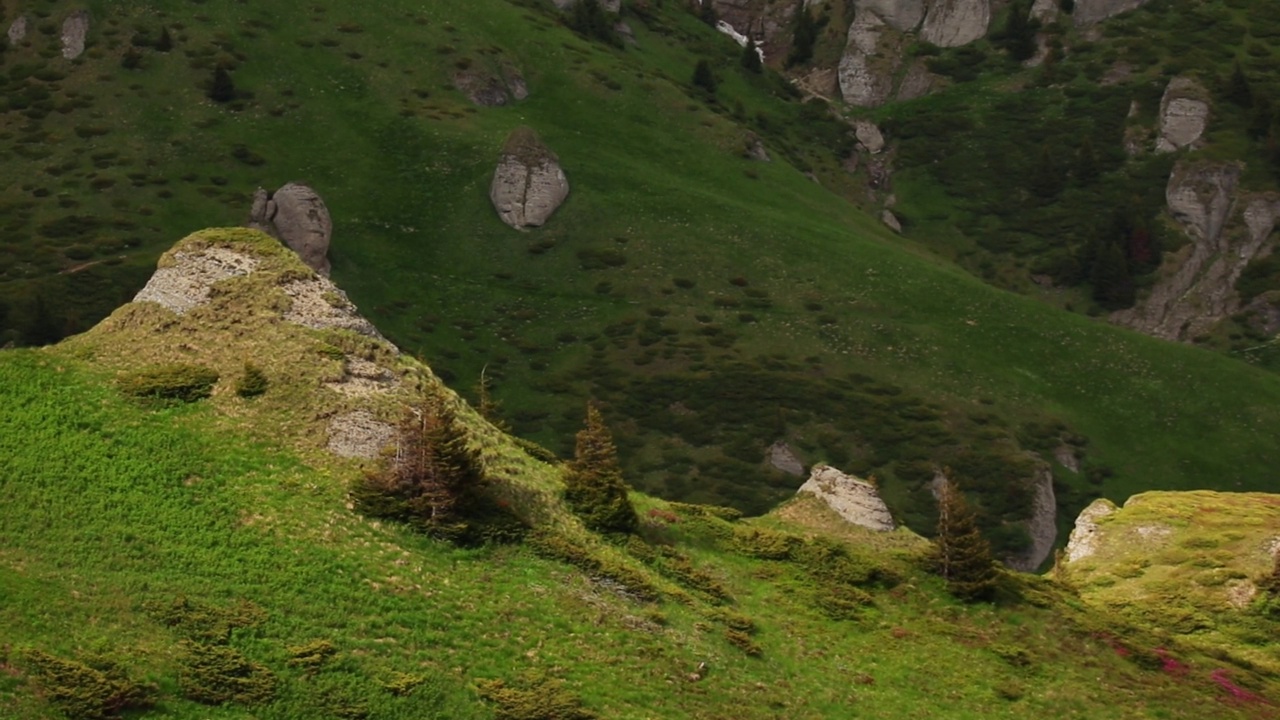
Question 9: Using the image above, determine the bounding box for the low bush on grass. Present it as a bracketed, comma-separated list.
[116, 363, 218, 402]
[21, 650, 156, 720]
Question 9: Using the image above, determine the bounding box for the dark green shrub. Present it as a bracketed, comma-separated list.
[143, 596, 267, 644]
[286, 640, 337, 672]
[476, 672, 597, 720]
[235, 362, 268, 398]
[812, 583, 873, 620]
[725, 629, 763, 656]
[178, 642, 277, 706]
[117, 363, 219, 402]
[731, 527, 801, 560]
[22, 650, 156, 720]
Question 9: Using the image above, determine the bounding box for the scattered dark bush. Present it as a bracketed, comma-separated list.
[235, 362, 268, 398]
[21, 650, 156, 720]
[117, 364, 219, 402]
[178, 641, 277, 706]
[476, 672, 597, 720]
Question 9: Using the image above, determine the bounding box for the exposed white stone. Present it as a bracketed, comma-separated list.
[798, 464, 895, 532]
[855, 120, 886, 154]
[881, 209, 902, 233]
[920, 0, 989, 48]
[856, 0, 926, 32]
[132, 248, 259, 315]
[1156, 77, 1210, 154]
[60, 10, 89, 60]
[1065, 498, 1117, 562]
[327, 411, 396, 459]
[1073, 0, 1151, 26]
[767, 440, 805, 477]
[7, 16, 28, 44]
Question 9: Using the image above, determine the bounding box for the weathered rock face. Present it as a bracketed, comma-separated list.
[60, 10, 89, 60]
[1156, 77, 1210, 153]
[881, 209, 902, 232]
[797, 464, 895, 532]
[1005, 463, 1057, 572]
[1072, 0, 1150, 26]
[133, 247, 260, 315]
[490, 127, 570, 230]
[1064, 497, 1117, 562]
[767, 440, 805, 476]
[248, 183, 333, 276]
[1114, 163, 1280, 341]
[838, 14, 897, 107]
[7, 16, 28, 44]
[920, 0, 989, 48]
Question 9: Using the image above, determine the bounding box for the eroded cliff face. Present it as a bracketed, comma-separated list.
[1113, 163, 1280, 341]
[1071, 0, 1151, 26]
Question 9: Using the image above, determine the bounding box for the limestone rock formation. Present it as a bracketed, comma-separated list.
[248, 183, 333, 276]
[1156, 77, 1210, 153]
[327, 411, 397, 459]
[858, 0, 926, 32]
[1072, 0, 1151, 26]
[1064, 497, 1117, 563]
[7, 16, 28, 44]
[920, 0, 989, 48]
[60, 10, 89, 60]
[797, 464, 895, 532]
[133, 247, 260, 315]
[1006, 463, 1057, 572]
[881, 209, 902, 232]
[767, 440, 805, 476]
[1114, 163, 1280, 341]
[838, 14, 897, 107]
[490, 127, 570, 230]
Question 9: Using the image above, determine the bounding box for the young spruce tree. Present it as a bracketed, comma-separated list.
[933, 473, 998, 602]
[564, 402, 638, 534]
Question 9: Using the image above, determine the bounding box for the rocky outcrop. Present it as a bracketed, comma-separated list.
[133, 247, 260, 315]
[838, 14, 897, 107]
[1114, 163, 1280, 341]
[1072, 0, 1151, 26]
[797, 464, 895, 532]
[920, 0, 989, 48]
[248, 183, 333, 276]
[7, 16, 28, 44]
[767, 440, 805, 476]
[327, 410, 397, 459]
[1006, 463, 1057, 572]
[60, 10, 89, 60]
[490, 127, 570, 230]
[858, 0, 926, 32]
[1064, 497, 1116, 562]
[1156, 77, 1210, 153]
[881, 209, 902, 232]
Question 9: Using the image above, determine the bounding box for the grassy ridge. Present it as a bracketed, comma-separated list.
[3, 350, 1278, 719]
[1, 0, 1279, 549]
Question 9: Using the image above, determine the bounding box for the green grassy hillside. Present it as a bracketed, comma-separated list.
[1, 0, 1280, 559]
[4, 295, 1280, 717]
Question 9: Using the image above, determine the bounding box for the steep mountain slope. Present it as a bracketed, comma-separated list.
[1, 0, 1279, 561]
[3, 231, 1279, 718]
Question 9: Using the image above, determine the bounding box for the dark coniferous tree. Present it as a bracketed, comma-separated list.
[563, 402, 638, 534]
[933, 474, 998, 602]
[786, 8, 818, 67]
[1225, 62, 1252, 109]
[1091, 241, 1135, 310]
[1073, 137, 1099, 185]
[692, 59, 717, 95]
[156, 26, 173, 53]
[741, 39, 763, 73]
[1030, 145, 1064, 199]
[999, 1, 1037, 63]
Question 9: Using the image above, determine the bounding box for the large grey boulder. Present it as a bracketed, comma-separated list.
[490, 127, 570, 230]
[1005, 463, 1057, 572]
[854, 120, 885, 154]
[1064, 498, 1117, 562]
[1029, 0, 1059, 23]
[248, 182, 333, 276]
[1073, 0, 1150, 26]
[920, 0, 990, 48]
[1156, 77, 1210, 153]
[7, 16, 28, 44]
[797, 464, 895, 532]
[60, 10, 90, 60]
